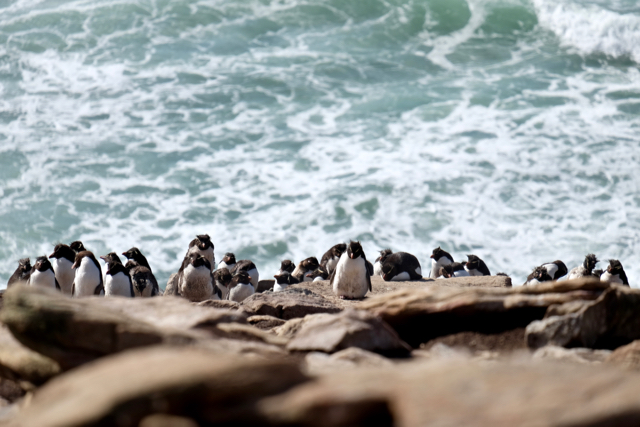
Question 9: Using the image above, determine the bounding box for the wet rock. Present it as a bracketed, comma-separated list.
[0, 286, 281, 370]
[287, 309, 411, 356]
[358, 277, 608, 347]
[0, 324, 60, 385]
[241, 288, 341, 320]
[304, 348, 393, 376]
[7, 346, 309, 427]
[525, 285, 640, 350]
[248, 315, 287, 330]
[258, 357, 640, 427]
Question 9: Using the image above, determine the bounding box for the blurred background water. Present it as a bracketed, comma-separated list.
[1, 0, 639, 288]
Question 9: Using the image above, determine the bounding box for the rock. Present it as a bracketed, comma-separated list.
[248, 315, 287, 330]
[258, 357, 640, 426]
[532, 346, 611, 364]
[525, 285, 640, 350]
[241, 288, 342, 320]
[272, 317, 306, 338]
[7, 346, 309, 427]
[139, 414, 198, 427]
[0, 324, 60, 385]
[287, 309, 411, 356]
[419, 328, 526, 354]
[358, 277, 608, 347]
[196, 299, 240, 310]
[304, 348, 393, 376]
[0, 379, 24, 403]
[432, 275, 512, 288]
[257, 280, 274, 293]
[0, 285, 283, 370]
[607, 340, 640, 369]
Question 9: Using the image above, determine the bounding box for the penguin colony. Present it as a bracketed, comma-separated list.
[6, 236, 630, 303]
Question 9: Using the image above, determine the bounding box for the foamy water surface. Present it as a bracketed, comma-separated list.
[1, 0, 639, 287]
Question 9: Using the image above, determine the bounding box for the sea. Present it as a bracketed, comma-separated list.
[1, 0, 639, 288]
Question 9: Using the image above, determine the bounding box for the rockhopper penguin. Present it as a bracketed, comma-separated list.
[330, 241, 371, 299]
[567, 254, 599, 280]
[102, 257, 134, 297]
[187, 234, 215, 272]
[274, 271, 300, 292]
[320, 243, 347, 275]
[600, 259, 629, 286]
[28, 256, 61, 290]
[49, 243, 76, 295]
[177, 253, 220, 302]
[72, 251, 104, 297]
[430, 247, 453, 279]
[8, 258, 31, 287]
[227, 271, 255, 302]
[379, 251, 422, 281]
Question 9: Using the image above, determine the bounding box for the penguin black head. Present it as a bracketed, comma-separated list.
[100, 252, 123, 266]
[280, 259, 295, 273]
[533, 266, 552, 282]
[301, 257, 320, 270]
[232, 271, 252, 285]
[466, 254, 491, 275]
[72, 251, 99, 270]
[188, 253, 211, 270]
[583, 254, 599, 272]
[347, 241, 364, 260]
[438, 264, 453, 278]
[70, 241, 86, 254]
[122, 247, 151, 270]
[50, 244, 75, 262]
[431, 247, 453, 262]
[213, 268, 232, 287]
[376, 249, 393, 264]
[496, 272, 509, 277]
[332, 243, 347, 258]
[34, 256, 53, 272]
[275, 271, 300, 285]
[607, 259, 624, 275]
[381, 263, 397, 281]
[191, 234, 213, 251]
[18, 258, 32, 273]
[223, 253, 236, 265]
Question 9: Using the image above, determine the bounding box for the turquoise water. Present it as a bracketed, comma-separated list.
[1, 0, 639, 287]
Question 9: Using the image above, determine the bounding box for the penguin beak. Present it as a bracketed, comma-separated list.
[350, 253, 355, 259]
[48, 252, 55, 258]
[430, 254, 434, 259]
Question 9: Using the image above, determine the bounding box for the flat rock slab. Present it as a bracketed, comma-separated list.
[258, 357, 640, 427]
[287, 309, 410, 356]
[356, 278, 609, 347]
[6, 346, 308, 427]
[241, 288, 341, 320]
[0, 286, 282, 370]
[0, 324, 60, 385]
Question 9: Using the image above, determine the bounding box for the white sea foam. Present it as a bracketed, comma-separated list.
[533, 0, 640, 62]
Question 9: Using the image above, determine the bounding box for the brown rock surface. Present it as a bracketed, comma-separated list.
[356, 277, 608, 346]
[241, 288, 341, 320]
[195, 299, 240, 310]
[304, 348, 394, 376]
[5, 346, 308, 427]
[287, 309, 411, 356]
[526, 285, 640, 350]
[0, 285, 283, 370]
[607, 340, 640, 369]
[259, 358, 640, 426]
[248, 315, 287, 330]
[419, 328, 526, 353]
[0, 324, 60, 385]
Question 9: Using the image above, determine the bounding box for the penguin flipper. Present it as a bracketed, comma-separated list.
[71, 282, 76, 297]
[328, 268, 336, 287]
[55, 278, 61, 291]
[366, 271, 372, 292]
[94, 284, 104, 295]
[129, 278, 135, 298]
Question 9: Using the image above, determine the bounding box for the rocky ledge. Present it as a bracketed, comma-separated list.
[2, 276, 640, 426]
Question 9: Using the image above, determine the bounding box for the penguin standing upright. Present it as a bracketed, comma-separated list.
[99, 252, 123, 287]
[330, 241, 371, 299]
[380, 251, 422, 281]
[601, 259, 629, 286]
[177, 253, 219, 302]
[8, 258, 31, 287]
[567, 254, 599, 280]
[277, 260, 295, 275]
[122, 247, 160, 297]
[429, 247, 454, 279]
[28, 256, 60, 290]
[464, 255, 491, 276]
[227, 271, 255, 302]
[230, 260, 260, 288]
[187, 234, 215, 271]
[320, 243, 347, 275]
[71, 251, 103, 297]
[217, 253, 236, 271]
[103, 259, 134, 297]
[49, 244, 76, 295]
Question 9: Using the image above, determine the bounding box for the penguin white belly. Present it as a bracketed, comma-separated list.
[246, 267, 259, 288]
[180, 265, 214, 302]
[453, 270, 470, 277]
[527, 278, 541, 285]
[105, 272, 133, 297]
[430, 258, 452, 279]
[217, 261, 235, 271]
[313, 276, 324, 282]
[325, 257, 339, 274]
[52, 258, 74, 294]
[390, 272, 410, 281]
[332, 254, 368, 299]
[542, 263, 558, 279]
[229, 283, 255, 302]
[273, 282, 288, 292]
[373, 261, 383, 277]
[465, 267, 483, 277]
[74, 261, 102, 296]
[29, 270, 57, 289]
[215, 281, 229, 300]
[601, 271, 622, 284]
